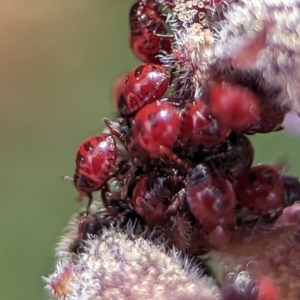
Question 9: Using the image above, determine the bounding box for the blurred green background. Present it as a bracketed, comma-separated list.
[0, 1, 299, 300]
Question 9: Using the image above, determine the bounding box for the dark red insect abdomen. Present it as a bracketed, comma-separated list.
[234, 165, 284, 214]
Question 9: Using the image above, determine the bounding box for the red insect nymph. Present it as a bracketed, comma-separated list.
[186, 164, 235, 249]
[119, 63, 170, 116]
[180, 98, 231, 146]
[234, 165, 284, 215]
[209, 82, 260, 130]
[74, 134, 117, 209]
[132, 174, 169, 223]
[133, 101, 180, 157]
[129, 0, 171, 63]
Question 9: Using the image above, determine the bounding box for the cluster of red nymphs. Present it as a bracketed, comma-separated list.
[65, 1, 300, 298]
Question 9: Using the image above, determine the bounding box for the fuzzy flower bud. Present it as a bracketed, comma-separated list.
[45, 227, 219, 300]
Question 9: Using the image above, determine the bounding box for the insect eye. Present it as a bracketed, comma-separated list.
[134, 65, 144, 78]
[83, 141, 93, 152]
[117, 93, 129, 115]
[76, 152, 85, 163]
[248, 172, 257, 185]
[188, 165, 207, 186]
